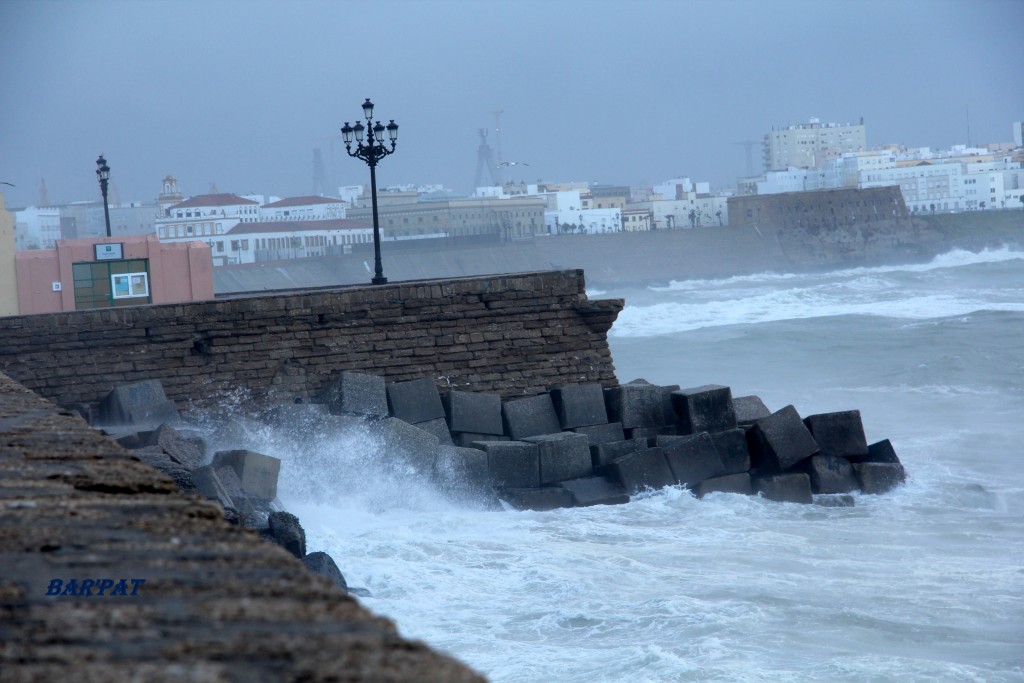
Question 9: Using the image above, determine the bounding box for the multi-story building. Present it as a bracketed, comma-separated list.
[763, 118, 866, 171]
[13, 206, 61, 250]
[155, 193, 259, 241]
[261, 196, 347, 221]
[347, 194, 547, 241]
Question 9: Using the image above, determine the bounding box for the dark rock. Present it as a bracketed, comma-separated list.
[130, 446, 196, 494]
[734, 395, 771, 425]
[367, 418, 440, 476]
[604, 384, 665, 429]
[754, 472, 814, 504]
[709, 428, 752, 475]
[590, 439, 646, 469]
[501, 394, 562, 440]
[855, 438, 902, 464]
[854, 462, 906, 494]
[94, 379, 180, 427]
[478, 441, 540, 488]
[211, 449, 281, 501]
[267, 511, 306, 559]
[803, 410, 869, 460]
[671, 384, 737, 435]
[747, 405, 819, 473]
[522, 432, 593, 484]
[558, 476, 630, 507]
[660, 432, 725, 488]
[607, 447, 676, 495]
[213, 465, 261, 525]
[696, 472, 753, 498]
[496, 486, 574, 511]
[302, 551, 348, 594]
[549, 383, 608, 428]
[571, 421, 625, 445]
[137, 423, 204, 468]
[115, 432, 142, 449]
[386, 377, 446, 424]
[317, 371, 388, 418]
[443, 390, 503, 435]
[414, 417, 455, 446]
[453, 432, 510, 448]
[192, 464, 235, 512]
[803, 455, 859, 494]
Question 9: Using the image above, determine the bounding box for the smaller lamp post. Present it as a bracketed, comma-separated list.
[96, 154, 111, 237]
[341, 99, 398, 285]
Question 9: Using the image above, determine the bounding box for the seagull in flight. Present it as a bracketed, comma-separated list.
[498, 161, 529, 167]
[0, 182, 14, 187]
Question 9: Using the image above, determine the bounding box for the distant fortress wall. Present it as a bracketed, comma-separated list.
[0, 270, 622, 411]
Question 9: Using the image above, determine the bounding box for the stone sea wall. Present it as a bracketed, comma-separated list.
[0, 270, 622, 411]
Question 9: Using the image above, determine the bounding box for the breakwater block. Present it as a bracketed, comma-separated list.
[734, 395, 771, 426]
[523, 432, 593, 484]
[754, 472, 814, 504]
[387, 377, 446, 424]
[604, 383, 665, 429]
[318, 371, 388, 418]
[696, 472, 753, 498]
[671, 384, 737, 435]
[479, 441, 540, 488]
[131, 446, 197, 494]
[213, 465, 262, 525]
[211, 449, 281, 501]
[368, 418, 439, 475]
[95, 379, 180, 426]
[572, 421, 625, 445]
[414, 417, 454, 446]
[659, 433, 726, 487]
[433, 445, 491, 496]
[550, 383, 609, 428]
[497, 486, 575, 511]
[192, 465, 236, 515]
[608, 447, 676, 494]
[803, 410, 869, 459]
[710, 429, 752, 475]
[266, 511, 306, 559]
[502, 394, 562, 440]
[854, 462, 906, 494]
[455, 432, 510, 448]
[303, 551, 349, 594]
[747, 405, 819, 472]
[559, 476, 630, 506]
[591, 438, 645, 469]
[136, 423, 204, 468]
[815, 494, 857, 507]
[443, 390, 503, 435]
[803, 454, 859, 494]
[858, 438, 902, 464]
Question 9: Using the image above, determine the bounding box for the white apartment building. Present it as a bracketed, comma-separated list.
[763, 118, 867, 171]
[260, 196, 347, 221]
[155, 193, 260, 241]
[13, 206, 62, 250]
[539, 189, 622, 234]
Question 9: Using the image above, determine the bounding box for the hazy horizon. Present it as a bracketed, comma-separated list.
[1, 0, 1022, 209]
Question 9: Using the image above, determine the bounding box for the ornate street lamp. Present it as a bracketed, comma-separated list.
[96, 154, 111, 237]
[341, 98, 399, 285]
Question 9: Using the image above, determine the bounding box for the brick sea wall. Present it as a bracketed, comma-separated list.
[0, 269, 623, 411]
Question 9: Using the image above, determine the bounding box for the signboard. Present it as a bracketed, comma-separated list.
[95, 243, 124, 261]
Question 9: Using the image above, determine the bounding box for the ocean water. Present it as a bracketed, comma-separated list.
[276, 247, 1024, 682]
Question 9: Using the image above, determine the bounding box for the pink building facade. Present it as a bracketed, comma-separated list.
[16, 234, 214, 315]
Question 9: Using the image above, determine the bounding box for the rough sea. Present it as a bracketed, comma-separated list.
[278, 247, 1024, 682]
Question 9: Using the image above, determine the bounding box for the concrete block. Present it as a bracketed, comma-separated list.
[496, 486, 574, 511]
[502, 394, 562, 440]
[432, 445, 491, 497]
[414, 417, 454, 446]
[710, 428, 752, 475]
[803, 455, 859, 494]
[604, 384, 665, 429]
[558, 476, 629, 507]
[855, 438, 902, 464]
[625, 427, 660, 444]
[479, 441, 540, 488]
[661, 385, 681, 428]
[443, 390, 503, 435]
[734, 395, 771, 426]
[523, 432, 593, 484]
[213, 465, 262, 525]
[572, 421, 624, 445]
[95, 380, 179, 427]
[590, 439, 646, 469]
[550, 383, 609, 428]
[211, 449, 281, 501]
[137, 423, 204, 468]
[803, 410, 869, 459]
[303, 551, 348, 594]
[661, 432, 725, 488]
[747, 405, 819, 473]
[696, 472, 753, 498]
[192, 465, 235, 512]
[368, 417, 440, 476]
[262, 403, 331, 438]
[454, 432, 510, 448]
[131, 446, 196, 494]
[607, 447, 676, 495]
[754, 472, 813, 504]
[387, 377, 446, 424]
[854, 462, 906, 494]
[267, 511, 306, 559]
[671, 384, 737, 435]
[318, 371, 388, 418]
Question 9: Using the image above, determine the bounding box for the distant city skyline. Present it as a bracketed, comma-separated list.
[1, 0, 1022, 209]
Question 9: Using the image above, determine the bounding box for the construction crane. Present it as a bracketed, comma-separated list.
[491, 109, 505, 166]
[735, 140, 761, 177]
[474, 128, 502, 189]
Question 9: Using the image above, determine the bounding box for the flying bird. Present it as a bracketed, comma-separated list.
[0, 182, 14, 187]
[498, 161, 529, 167]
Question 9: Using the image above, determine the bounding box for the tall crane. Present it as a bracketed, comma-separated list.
[735, 140, 761, 177]
[491, 109, 505, 167]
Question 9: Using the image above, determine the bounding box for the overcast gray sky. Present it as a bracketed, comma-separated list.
[1, 0, 1021, 208]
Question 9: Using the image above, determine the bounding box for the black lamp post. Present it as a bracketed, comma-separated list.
[341, 99, 399, 285]
[96, 154, 111, 237]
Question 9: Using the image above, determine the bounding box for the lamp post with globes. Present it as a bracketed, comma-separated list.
[341, 99, 399, 285]
[96, 154, 111, 237]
